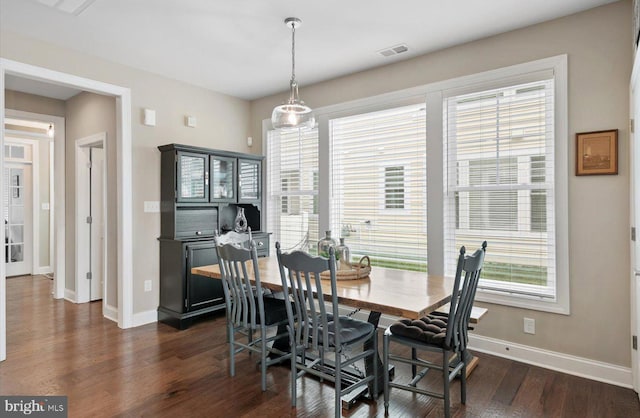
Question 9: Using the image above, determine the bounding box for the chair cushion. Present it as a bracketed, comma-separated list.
[389, 315, 449, 347]
[326, 316, 374, 347]
[257, 296, 289, 325]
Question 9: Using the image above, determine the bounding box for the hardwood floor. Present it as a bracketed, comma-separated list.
[1, 275, 639, 417]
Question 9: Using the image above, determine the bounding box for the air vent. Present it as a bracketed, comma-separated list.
[36, 0, 96, 16]
[378, 44, 409, 58]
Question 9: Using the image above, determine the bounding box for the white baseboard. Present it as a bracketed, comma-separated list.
[132, 309, 157, 327]
[33, 267, 52, 276]
[103, 304, 118, 323]
[338, 306, 633, 389]
[468, 334, 633, 389]
[64, 288, 76, 302]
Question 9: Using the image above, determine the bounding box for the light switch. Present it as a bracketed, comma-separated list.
[144, 201, 160, 213]
[185, 116, 197, 128]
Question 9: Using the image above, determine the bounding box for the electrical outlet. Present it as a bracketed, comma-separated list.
[524, 317, 535, 334]
[144, 201, 160, 213]
[144, 280, 152, 292]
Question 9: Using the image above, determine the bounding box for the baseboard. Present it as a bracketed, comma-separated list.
[468, 334, 633, 389]
[132, 309, 157, 327]
[64, 288, 76, 302]
[339, 306, 633, 389]
[33, 267, 52, 276]
[103, 304, 118, 323]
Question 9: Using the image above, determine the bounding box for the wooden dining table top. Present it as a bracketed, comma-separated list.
[192, 256, 455, 319]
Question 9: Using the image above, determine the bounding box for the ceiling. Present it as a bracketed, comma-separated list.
[1, 0, 618, 101]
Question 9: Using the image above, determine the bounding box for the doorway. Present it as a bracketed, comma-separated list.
[75, 133, 107, 303]
[0, 58, 134, 362]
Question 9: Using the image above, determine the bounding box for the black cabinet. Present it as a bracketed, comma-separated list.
[157, 143, 268, 329]
[158, 239, 224, 329]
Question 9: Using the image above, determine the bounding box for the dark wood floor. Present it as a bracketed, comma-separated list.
[1, 275, 639, 417]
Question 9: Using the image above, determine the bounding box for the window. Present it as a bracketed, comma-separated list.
[385, 166, 405, 209]
[265, 55, 568, 313]
[444, 77, 560, 303]
[266, 127, 319, 252]
[329, 104, 427, 271]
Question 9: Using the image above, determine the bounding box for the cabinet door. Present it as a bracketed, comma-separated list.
[176, 151, 209, 203]
[238, 159, 261, 203]
[210, 156, 237, 203]
[185, 242, 223, 311]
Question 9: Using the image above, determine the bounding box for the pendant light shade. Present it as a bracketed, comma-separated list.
[271, 17, 315, 130]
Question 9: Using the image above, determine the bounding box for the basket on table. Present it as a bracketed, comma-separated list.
[321, 255, 371, 280]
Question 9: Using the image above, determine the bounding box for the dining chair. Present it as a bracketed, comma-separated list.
[276, 242, 378, 418]
[382, 241, 487, 418]
[214, 238, 291, 391]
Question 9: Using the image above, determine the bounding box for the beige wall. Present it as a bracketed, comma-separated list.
[251, 1, 633, 367]
[65, 92, 117, 307]
[1, 31, 252, 314]
[5, 90, 61, 270]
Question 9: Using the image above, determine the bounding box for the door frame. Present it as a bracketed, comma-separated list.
[6, 110, 63, 280]
[0, 58, 133, 362]
[75, 133, 107, 305]
[3, 137, 38, 277]
[631, 48, 640, 395]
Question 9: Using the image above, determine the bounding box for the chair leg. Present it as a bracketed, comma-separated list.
[228, 323, 235, 377]
[411, 347, 417, 378]
[383, 332, 390, 415]
[335, 355, 341, 418]
[461, 354, 467, 405]
[372, 329, 378, 400]
[290, 344, 297, 408]
[443, 351, 450, 418]
[260, 327, 267, 392]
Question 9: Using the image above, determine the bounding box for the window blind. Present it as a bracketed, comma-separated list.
[444, 79, 556, 299]
[329, 104, 427, 271]
[266, 127, 319, 253]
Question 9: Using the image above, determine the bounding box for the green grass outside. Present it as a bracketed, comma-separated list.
[353, 256, 547, 286]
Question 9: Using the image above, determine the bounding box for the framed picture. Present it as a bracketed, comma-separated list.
[575, 129, 618, 176]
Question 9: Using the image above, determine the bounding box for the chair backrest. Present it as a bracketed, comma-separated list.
[444, 241, 487, 351]
[276, 242, 341, 352]
[214, 237, 265, 330]
[216, 227, 253, 248]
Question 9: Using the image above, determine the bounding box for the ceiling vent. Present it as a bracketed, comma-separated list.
[36, 0, 96, 16]
[378, 44, 409, 57]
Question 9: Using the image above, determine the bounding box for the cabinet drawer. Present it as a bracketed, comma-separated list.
[253, 234, 270, 257]
[175, 207, 218, 238]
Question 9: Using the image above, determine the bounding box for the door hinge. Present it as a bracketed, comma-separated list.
[631, 118, 635, 134]
[87, 161, 92, 169]
[86, 216, 92, 224]
[184, 298, 188, 308]
[633, 335, 637, 350]
[633, 227, 637, 242]
[86, 272, 92, 280]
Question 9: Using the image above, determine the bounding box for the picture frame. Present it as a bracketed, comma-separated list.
[575, 129, 618, 176]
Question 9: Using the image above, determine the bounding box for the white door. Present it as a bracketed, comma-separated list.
[90, 147, 104, 301]
[3, 159, 33, 277]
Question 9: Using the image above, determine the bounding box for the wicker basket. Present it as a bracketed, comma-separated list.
[321, 255, 371, 281]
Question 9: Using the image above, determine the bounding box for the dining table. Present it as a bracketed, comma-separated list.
[192, 255, 459, 408]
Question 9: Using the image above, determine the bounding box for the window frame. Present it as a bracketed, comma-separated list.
[263, 54, 569, 314]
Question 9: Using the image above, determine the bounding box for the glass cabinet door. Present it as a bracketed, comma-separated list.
[210, 156, 236, 202]
[176, 151, 209, 203]
[238, 159, 261, 203]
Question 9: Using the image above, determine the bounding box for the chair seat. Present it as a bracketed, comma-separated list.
[325, 316, 375, 347]
[389, 316, 449, 348]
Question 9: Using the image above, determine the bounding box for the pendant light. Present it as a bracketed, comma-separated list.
[271, 17, 315, 130]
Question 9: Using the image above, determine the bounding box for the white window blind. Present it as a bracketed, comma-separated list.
[330, 104, 427, 271]
[266, 127, 319, 253]
[444, 79, 556, 299]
